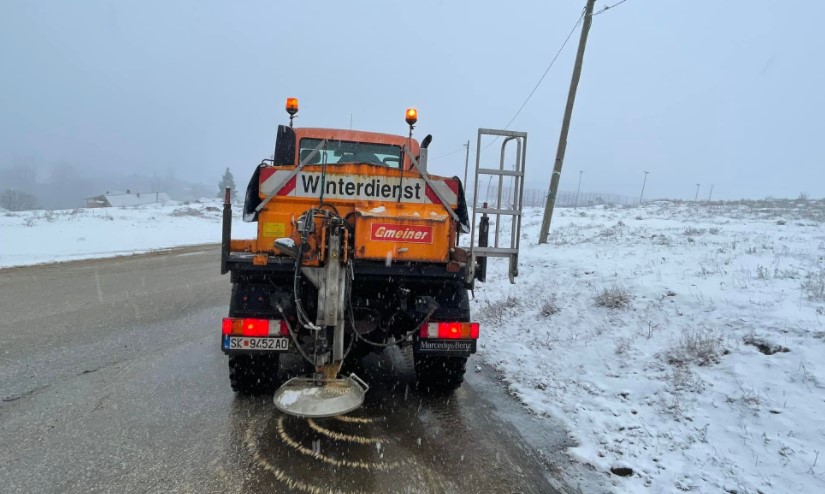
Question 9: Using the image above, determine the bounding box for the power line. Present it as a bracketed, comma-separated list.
[593, 0, 630, 16]
[502, 9, 586, 131]
[466, 2, 632, 165]
[429, 146, 466, 161]
[481, 9, 586, 152]
[496, 0, 631, 140]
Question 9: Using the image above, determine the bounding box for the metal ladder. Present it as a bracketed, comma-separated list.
[467, 128, 527, 284]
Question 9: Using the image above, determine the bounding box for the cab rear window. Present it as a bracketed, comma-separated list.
[299, 138, 403, 168]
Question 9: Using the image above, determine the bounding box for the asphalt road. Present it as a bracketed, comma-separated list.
[0, 246, 585, 494]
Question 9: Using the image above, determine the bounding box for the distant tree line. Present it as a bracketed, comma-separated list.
[0, 163, 215, 210]
[469, 185, 636, 208]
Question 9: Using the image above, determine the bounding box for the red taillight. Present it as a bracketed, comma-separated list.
[443, 322, 461, 338]
[221, 318, 283, 337]
[243, 319, 269, 337]
[419, 322, 480, 339]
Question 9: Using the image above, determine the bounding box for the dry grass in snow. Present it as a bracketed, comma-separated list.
[473, 200, 825, 493]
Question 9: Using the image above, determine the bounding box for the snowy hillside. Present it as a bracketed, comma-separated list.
[0, 201, 256, 268]
[474, 201, 825, 493]
[2, 199, 824, 492]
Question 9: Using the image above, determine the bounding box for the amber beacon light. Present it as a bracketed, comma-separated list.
[285, 97, 299, 115]
[405, 107, 418, 126]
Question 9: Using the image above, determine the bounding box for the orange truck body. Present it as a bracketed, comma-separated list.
[220, 113, 477, 402]
[234, 127, 463, 266]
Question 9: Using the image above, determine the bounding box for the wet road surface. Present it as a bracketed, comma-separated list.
[0, 247, 582, 493]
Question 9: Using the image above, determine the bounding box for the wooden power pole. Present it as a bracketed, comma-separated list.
[538, 0, 597, 244]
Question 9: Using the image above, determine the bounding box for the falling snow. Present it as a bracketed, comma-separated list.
[4, 199, 825, 493]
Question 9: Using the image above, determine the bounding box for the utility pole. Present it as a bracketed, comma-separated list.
[694, 184, 701, 202]
[639, 171, 650, 205]
[574, 170, 583, 208]
[707, 184, 714, 202]
[539, 0, 597, 244]
[463, 140, 471, 189]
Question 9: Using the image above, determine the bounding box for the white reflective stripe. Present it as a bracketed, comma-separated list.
[260, 171, 292, 196]
[428, 179, 458, 207]
[426, 322, 439, 338]
[261, 169, 457, 206]
[268, 320, 281, 336]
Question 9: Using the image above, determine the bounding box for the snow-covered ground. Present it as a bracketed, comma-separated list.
[0, 201, 256, 268]
[474, 201, 825, 493]
[2, 199, 824, 493]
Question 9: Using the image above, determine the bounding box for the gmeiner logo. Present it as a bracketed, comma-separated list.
[300, 175, 423, 200]
[371, 223, 433, 244]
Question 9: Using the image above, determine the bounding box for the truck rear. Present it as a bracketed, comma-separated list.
[220, 100, 485, 417]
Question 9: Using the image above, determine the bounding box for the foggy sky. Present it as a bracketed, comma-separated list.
[1, 0, 823, 201]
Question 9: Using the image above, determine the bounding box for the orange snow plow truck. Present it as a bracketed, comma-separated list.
[220, 99, 526, 418]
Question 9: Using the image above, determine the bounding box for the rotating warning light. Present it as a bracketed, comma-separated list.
[286, 97, 299, 115]
[405, 107, 418, 126]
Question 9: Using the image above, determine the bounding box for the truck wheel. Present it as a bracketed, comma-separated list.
[414, 355, 468, 392]
[414, 284, 471, 392]
[228, 354, 281, 395]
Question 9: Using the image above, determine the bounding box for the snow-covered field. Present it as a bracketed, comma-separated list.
[0, 201, 256, 268]
[2, 199, 824, 493]
[474, 201, 825, 493]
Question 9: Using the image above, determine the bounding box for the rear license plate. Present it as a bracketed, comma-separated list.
[223, 336, 289, 351]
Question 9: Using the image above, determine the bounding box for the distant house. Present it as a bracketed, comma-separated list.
[85, 190, 171, 208]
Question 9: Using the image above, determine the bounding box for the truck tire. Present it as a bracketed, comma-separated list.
[414, 355, 468, 391]
[414, 284, 471, 392]
[226, 282, 285, 395]
[228, 354, 281, 395]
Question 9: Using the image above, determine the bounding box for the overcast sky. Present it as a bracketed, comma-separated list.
[2, 0, 823, 200]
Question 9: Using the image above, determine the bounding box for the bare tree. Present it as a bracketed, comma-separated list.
[0, 189, 39, 211]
